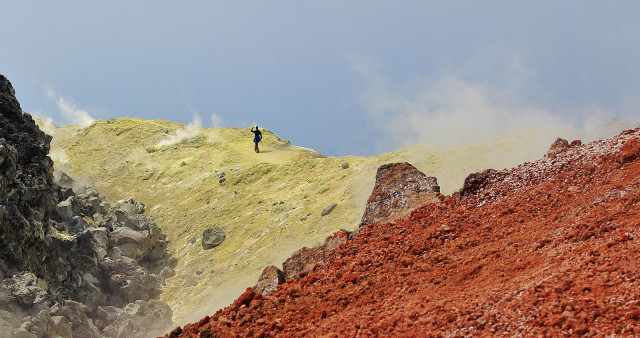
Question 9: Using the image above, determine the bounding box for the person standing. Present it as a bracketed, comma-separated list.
[251, 126, 262, 153]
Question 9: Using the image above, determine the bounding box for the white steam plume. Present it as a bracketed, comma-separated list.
[156, 115, 203, 148]
[46, 88, 95, 128]
[210, 112, 223, 128]
[351, 56, 637, 154]
[31, 112, 57, 135]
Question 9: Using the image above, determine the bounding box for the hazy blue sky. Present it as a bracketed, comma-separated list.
[2, 1, 639, 156]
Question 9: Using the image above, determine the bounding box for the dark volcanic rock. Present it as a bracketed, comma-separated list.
[0, 75, 174, 337]
[202, 227, 226, 250]
[0, 74, 58, 275]
[360, 162, 440, 227]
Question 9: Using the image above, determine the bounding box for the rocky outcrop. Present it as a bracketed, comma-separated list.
[0, 75, 175, 337]
[0, 74, 58, 276]
[360, 162, 440, 227]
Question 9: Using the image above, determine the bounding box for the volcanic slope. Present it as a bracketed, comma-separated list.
[170, 127, 640, 336]
[42, 117, 619, 324]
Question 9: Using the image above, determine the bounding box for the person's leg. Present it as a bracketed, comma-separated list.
[255, 142, 259, 153]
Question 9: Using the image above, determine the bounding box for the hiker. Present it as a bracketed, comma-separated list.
[251, 126, 262, 153]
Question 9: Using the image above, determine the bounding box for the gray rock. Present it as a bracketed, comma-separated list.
[114, 209, 140, 229]
[51, 300, 101, 338]
[78, 227, 110, 259]
[111, 226, 147, 246]
[88, 197, 105, 213]
[341, 162, 349, 169]
[67, 215, 92, 233]
[300, 213, 312, 222]
[111, 199, 138, 219]
[94, 305, 122, 331]
[0, 272, 43, 309]
[110, 225, 156, 260]
[100, 258, 163, 307]
[146, 241, 167, 261]
[98, 200, 111, 214]
[0, 310, 18, 330]
[202, 227, 226, 250]
[321, 203, 337, 216]
[53, 170, 75, 189]
[47, 315, 73, 338]
[56, 197, 75, 220]
[84, 187, 100, 198]
[58, 186, 75, 202]
[48, 256, 71, 283]
[102, 300, 172, 338]
[13, 326, 38, 338]
[0, 317, 12, 337]
[135, 201, 146, 214]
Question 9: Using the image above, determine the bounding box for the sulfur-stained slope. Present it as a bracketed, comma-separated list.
[41, 117, 599, 324]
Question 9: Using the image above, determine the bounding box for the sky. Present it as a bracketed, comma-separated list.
[1, 1, 639, 157]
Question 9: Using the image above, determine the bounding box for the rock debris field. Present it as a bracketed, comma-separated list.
[167, 127, 640, 336]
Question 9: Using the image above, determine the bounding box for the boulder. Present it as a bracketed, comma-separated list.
[110, 227, 154, 259]
[360, 162, 440, 227]
[254, 265, 285, 294]
[202, 227, 226, 250]
[111, 199, 139, 218]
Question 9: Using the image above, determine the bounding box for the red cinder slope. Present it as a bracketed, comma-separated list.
[166, 127, 640, 337]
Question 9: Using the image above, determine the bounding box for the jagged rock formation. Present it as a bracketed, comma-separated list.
[0, 74, 58, 276]
[360, 162, 440, 227]
[0, 75, 174, 337]
[169, 126, 640, 336]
